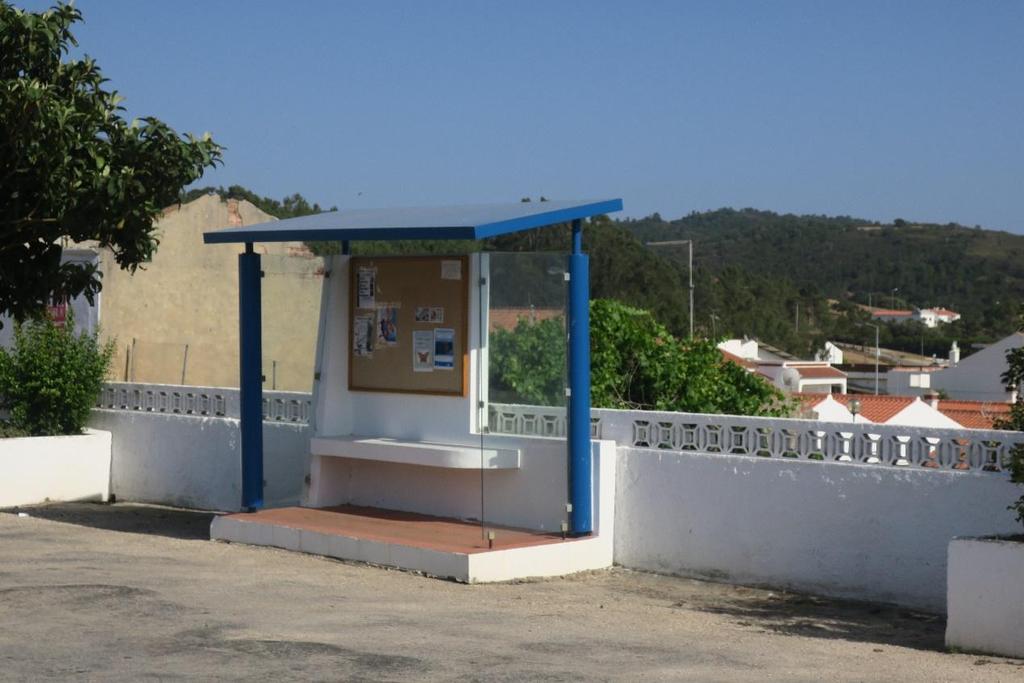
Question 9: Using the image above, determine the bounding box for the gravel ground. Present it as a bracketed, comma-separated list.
[0, 502, 1022, 682]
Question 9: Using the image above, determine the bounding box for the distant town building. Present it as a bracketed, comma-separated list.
[718, 339, 847, 394]
[862, 305, 961, 328]
[815, 341, 844, 365]
[758, 362, 847, 394]
[795, 391, 1010, 430]
[928, 332, 1024, 403]
[488, 307, 562, 333]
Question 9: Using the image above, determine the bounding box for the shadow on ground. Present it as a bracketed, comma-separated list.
[680, 587, 946, 652]
[0, 502, 216, 540]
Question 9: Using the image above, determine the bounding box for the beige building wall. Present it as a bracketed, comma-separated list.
[97, 194, 324, 391]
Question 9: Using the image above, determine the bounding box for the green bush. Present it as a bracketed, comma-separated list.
[589, 299, 790, 416]
[488, 299, 791, 417]
[0, 316, 113, 436]
[489, 316, 566, 406]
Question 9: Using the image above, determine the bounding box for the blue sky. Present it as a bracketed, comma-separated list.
[19, 1, 1024, 231]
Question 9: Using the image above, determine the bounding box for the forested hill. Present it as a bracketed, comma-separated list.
[619, 209, 1024, 353]
[181, 186, 1022, 358]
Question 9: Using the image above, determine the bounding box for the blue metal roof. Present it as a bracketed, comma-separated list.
[203, 198, 622, 244]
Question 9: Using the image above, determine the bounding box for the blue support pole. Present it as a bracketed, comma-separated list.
[568, 219, 592, 534]
[239, 243, 264, 510]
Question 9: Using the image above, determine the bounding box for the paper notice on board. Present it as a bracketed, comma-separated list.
[441, 260, 462, 280]
[412, 330, 433, 372]
[433, 328, 455, 369]
[357, 267, 376, 309]
[376, 304, 398, 346]
[353, 314, 374, 356]
[414, 306, 444, 323]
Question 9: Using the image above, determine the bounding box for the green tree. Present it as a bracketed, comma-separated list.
[589, 299, 788, 415]
[489, 299, 789, 416]
[182, 185, 335, 221]
[1, 2, 222, 322]
[489, 316, 565, 405]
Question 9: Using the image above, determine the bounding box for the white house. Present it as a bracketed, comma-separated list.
[929, 332, 1024, 402]
[815, 341, 844, 365]
[718, 339, 847, 394]
[717, 338, 760, 362]
[865, 306, 961, 329]
[797, 393, 963, 429]
[920, 307, 961, 326]
[758, 362, 847, 394]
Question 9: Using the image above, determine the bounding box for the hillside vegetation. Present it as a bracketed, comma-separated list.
[182, 187, 1022, 359]
[623, 209, 1024, 356]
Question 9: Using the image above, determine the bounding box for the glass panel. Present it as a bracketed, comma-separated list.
[477, 251, 568, 535]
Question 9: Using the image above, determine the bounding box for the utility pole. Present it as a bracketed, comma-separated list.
[795, 302, 800, 333]
[873, 324, 880, 396]
[891, 287, 899, 310]
[646, 239, 694, 337]
[858, 322, 881, 395]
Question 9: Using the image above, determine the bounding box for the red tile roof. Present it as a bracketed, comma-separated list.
[931, 308, 960, 317]
[720, 349, 758, 369]
[830, 394, 916, 423]
[792, 365, 847, 379]
[794, 393, 1014, 429]
[791, 393, 829, 409]
[870, 308, 914, 317]
[936, 400, 1011, 430]
[488, 307, 562, 332]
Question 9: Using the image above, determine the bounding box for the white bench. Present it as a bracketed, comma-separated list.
[310, 435, 521, 469]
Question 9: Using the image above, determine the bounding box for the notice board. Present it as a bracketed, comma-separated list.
[349, 255, 469, 396]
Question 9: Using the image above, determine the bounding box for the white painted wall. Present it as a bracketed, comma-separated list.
[613, 447, 1022, 612]
[886, 370, 933, 397]
[817, 342, 844, 365]
[0, 429, 111, 507]
[308, 435, 585, 532]
[89, 409, 308, 512]
[718, 339, 758, 360]
[946, 538, 1024, 658]
[887, 399, 962, 429]
[931, 332, 1024, 402]
[807, 395, 856, 422]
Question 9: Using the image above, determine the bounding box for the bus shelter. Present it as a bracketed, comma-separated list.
[203, 199, 622, 581]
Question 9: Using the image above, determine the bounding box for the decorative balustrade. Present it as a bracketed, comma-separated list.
[489, 403, 1023, 475]
[96, 382, 312, 425]
[92, 388, 1021, 472]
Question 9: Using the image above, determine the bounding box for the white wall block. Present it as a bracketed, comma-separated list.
[614, 447, 1021, 613]
[946, 538, 1024, 657]
[0, 429, 111, 507]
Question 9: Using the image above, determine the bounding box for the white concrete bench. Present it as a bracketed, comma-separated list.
[310, 436, 521, 469]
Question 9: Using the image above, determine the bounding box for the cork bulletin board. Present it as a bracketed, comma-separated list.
[348, 255, 469, 396]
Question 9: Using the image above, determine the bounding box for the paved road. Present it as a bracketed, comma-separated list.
[0, 503, 1021, 682]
